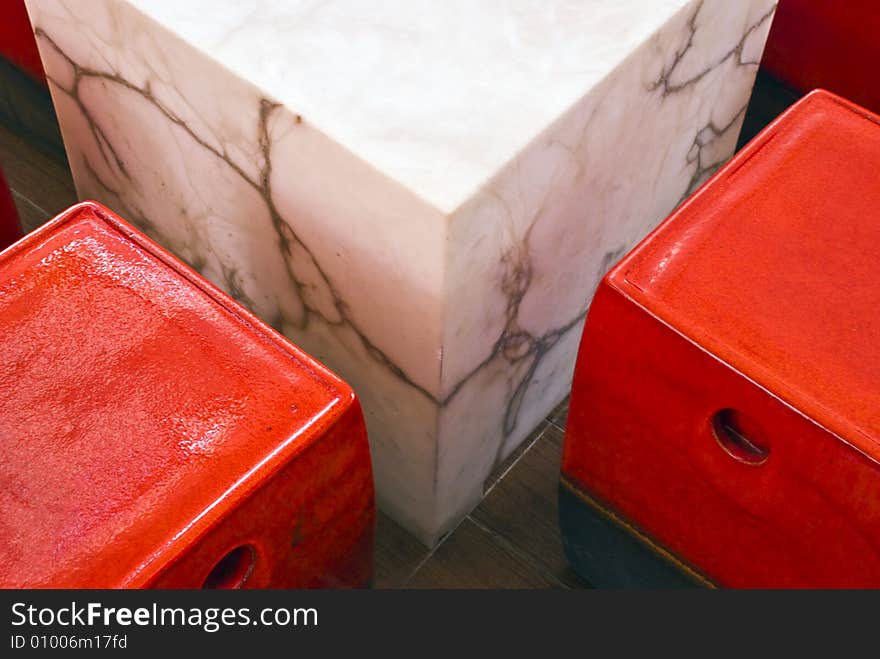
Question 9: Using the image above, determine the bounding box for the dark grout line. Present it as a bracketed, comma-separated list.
[10, 188, 51, 229]
[467, 515, 570, 589]
[549, 418, 566, 433]
[484, 421, 550, 497]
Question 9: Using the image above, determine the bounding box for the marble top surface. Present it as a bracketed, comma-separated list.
[128, 0, 690, 211]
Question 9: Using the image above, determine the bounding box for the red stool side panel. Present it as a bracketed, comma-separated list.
[762, 0, 880, 112]
[149, 400, 375, 589]
[562, 284, 880, 587]
[0, 167, 22, 250]
[0, 0, 45, 81]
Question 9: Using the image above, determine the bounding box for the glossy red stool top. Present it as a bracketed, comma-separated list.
[620, 92, 879, 452]
[0, 166, 22, 250]
[0, 201, 374, 588]
[762, 0, 880, 112]
[562, 90, 880, 587]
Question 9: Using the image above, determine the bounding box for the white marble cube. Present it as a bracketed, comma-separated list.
[27, 0, 776, 544]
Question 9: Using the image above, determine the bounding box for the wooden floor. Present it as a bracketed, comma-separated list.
[0, 69, 797, 589]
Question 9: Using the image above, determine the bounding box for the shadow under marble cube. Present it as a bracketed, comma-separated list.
[26, 0, 776, 544]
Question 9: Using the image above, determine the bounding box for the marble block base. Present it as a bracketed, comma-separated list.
[27, 0, 776, 545]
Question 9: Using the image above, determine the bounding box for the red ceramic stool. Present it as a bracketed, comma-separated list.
[762, 0, 880, 113]
[560, 90, 880, 588]
[0, 166, 21, 250]
[0, 201, 374, 588]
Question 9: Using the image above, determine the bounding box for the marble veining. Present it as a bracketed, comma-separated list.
[27, 0, 776, 543]
[36, 27, 437, 398]
[648, 0, 774, 96]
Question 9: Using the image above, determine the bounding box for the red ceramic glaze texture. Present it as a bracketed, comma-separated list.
[0, 167, 21, 250]
[762, 0, 880, 112]
[0, 0, 45, 81]
[0, 201, 374, 588]
[562, 90, 880, 587]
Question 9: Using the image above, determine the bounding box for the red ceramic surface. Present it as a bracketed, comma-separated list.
[0, 0, 45, 81]
[0, 167, 21, 250]
[562, 90, 880, 587]
[762, 0, 880, 112]
[0, 201, 374, 588]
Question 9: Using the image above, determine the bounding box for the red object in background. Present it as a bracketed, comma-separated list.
[561, 90, 880, 587]
[0, 167, 21, 250]
[762, 0, 880, 112]
[0, 201, 374, 588]
[0, 0, 45, 81]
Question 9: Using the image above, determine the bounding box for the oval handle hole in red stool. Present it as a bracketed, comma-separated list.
[711, 409, 769, 466]
[202, 545, 256, 589]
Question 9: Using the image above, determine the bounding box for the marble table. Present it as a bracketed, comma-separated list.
[26, 0, 776, 545]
